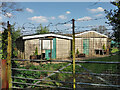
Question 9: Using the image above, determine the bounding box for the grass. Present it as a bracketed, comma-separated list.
[12, 54, 120, 88]
[111, 48, 119, 53]
[79, 55, 120, 73]
[12, 62, 70, 88]
[62, 54, 119, 72]
[84, 54, 120, 62]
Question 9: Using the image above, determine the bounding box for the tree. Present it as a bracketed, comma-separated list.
[2, 24, 21, 59]
[0, 2, 23, 58]
[11, 25, 21, 58]
[105, 1, 120, 42]
[36, 24, 49, 34]
[1, 2, 23, 17]
[2, 27, 8, 59]
[105, 1, 120, 54]
[91, 25, 109, 35]
[0, 2, 23, 25]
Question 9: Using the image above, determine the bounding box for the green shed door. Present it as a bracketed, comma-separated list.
[83, 39, 89, 55]
[52, 38, 56, 59]
[45, 50, 51, 60]
[45, 38, 56, 60]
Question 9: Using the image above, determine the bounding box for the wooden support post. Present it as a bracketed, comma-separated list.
[72, 19, 76, 89]
[7, 21, 12, 88]
[0, 32, 2, 89]
[0, 33, 2, 59]
[2, 59, 9, 89]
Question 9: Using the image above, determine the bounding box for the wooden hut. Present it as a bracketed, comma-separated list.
[16, 33, 72, 60]
[75, 31, 108, 56]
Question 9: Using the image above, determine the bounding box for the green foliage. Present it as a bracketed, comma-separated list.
[105, 1, 120, 55]
[2, 28, 8, 59]
[2, 24, 21, 59]
[13, 62, 70, 88]
[102, 44, 106, 50]
[111, 48, 119, 53]
[76, 48, 79, 55]
[12, 55, 119, 88]
[34, 47, 38, 55]
[105, 1, 120, 42]
[11, 26, 21, 58]
[82, 55, 119, 73]
[36, 24, 49, 34]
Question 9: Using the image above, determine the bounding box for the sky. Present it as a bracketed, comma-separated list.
[1, 2, 117, 34]
[1, 0, 116, 2]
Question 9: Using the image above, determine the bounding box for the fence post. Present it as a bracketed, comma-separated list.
[0, 30, 2, 89]
[7, 21, 12, 88]
[0, 33, 2, 59]
[72, 19, 76, 89]
[2, 59, 9, 89]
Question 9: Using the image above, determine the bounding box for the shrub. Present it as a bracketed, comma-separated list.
[76, 49, 79, 55]
[103, 44, 106, 50]
[34, 47, 38, 55]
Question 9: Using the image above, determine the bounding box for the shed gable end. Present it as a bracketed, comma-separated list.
[75, 31, 108, 38]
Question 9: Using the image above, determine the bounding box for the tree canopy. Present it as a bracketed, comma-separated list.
[36, 24, 49, 34]
[105, 1, 120, 42]
[0, 2, 23, 25]
[1, 2, 23, 17]
[91, 25, 107, 34]
[2, 24, 21, 59]
[91, 25, 111, 37]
